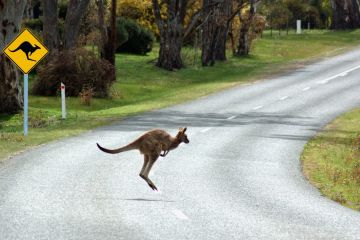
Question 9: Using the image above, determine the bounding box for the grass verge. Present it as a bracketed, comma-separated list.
[301, 108, 360, 211]
[1, 29, 360, 161]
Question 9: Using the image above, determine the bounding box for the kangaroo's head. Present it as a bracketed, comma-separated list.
[34, 44, 41, 50]
[176, 127, 189, 144]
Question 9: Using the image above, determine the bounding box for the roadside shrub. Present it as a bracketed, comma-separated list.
[116, 17, 154, 55]
[33, 48, 115, 97]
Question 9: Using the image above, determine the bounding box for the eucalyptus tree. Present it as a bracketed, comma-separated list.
[0, 0, 28, 113]
[330, 0, 360, 29]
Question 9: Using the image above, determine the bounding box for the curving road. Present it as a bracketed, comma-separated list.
[1, 48, 360, 240]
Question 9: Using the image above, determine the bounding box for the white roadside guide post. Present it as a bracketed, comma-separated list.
[61, 83, 66, 119]
[296, 20, 302, 34]
[2, 28, 49, 136]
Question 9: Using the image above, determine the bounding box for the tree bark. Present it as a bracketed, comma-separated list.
[0, 0, 27, 114]
[330, 0, 360, 29]
[201, 0, 232, 66]
[97, 0, 108, 59]
[103, 0, 116, 65]
[24, 0, 33, 19]
[152, 0, 187, 71]
[63, 0, 91, 49]
[235, 0, 255, 56]
[42, 0, 59, 53]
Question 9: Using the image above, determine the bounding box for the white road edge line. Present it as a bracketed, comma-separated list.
[280, 96, 289, 100]
[227, 116, 236, 120]
[172, 209, 189, 220]
[200, 127, 212, 133]
[317, 64, 360, 84]
[302, 87, 311, 91]
[253, 105, 263, 110]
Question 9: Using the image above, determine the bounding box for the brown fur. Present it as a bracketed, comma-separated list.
[97, 127, 189, 191]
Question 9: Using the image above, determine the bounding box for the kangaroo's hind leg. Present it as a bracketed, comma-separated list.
[139, 155, 149, 178]
[140, 153, 159, 191]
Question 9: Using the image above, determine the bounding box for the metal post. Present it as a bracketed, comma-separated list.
[24, 74, 28, 136]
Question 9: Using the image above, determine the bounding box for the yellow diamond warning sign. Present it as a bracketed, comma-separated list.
[3, 28, 48, 74]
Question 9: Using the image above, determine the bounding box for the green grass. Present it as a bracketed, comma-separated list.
[1, 29, 360, 160]
[301, 108, 360, 211]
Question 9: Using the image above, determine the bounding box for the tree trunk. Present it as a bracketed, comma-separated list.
[42, 0, 59, 53]
[214, 0, 231, 61]
[103, 0, 116, 65]
[157, 23, 183, 70]
[63, 0, 91, 49]
[152, 0, 187, 71]
[97, 0, 108, 59]
[0, 0, 27, 114]
[201, 0, 231, 66]
[235, 0, 255, 56]
[24, 0, 33, 19]
[330, 0, 360, 29]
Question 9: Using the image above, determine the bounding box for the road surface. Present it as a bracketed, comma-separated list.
[1, 48, 360, 240]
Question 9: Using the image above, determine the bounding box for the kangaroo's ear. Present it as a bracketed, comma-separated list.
[182, 127, 187, 133]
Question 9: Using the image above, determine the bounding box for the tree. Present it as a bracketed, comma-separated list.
[43, 0, 59, 52]
[235, 0, 256, 56]
[0, 0, 28, 114]
[63, 0, 91, 49]
[152, 0, 189, 71]
[102, 0, 116, 65]
[97, 0, 107, 58]
[330, 0, 360, 29]
[201, 0, 232, 66]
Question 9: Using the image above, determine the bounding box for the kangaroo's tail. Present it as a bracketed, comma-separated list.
[9, 47, 20, 52]
[96, 142, 136, 154]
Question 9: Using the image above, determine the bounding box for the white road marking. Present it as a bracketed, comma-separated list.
[227, 116, 236, 120]
[318, 80, 328, 85]
[253, 105, 263, 110]
[317, 64, 360, 84]
[339, 72, 348, 77]
[280, 96, 289, 100]
[172, 209, 189, 220]
[201, 127, 212, 133]
[302, 87, 311, 91]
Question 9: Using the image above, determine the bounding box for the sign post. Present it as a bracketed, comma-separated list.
[24, 74, 29, 136]
[2, 28, 48, 136]
[61, 83, 66, 119]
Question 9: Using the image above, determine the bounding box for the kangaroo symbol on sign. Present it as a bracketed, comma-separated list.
[9, 41, 41, 62]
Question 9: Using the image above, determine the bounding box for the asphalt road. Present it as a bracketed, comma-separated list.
[1, 48, 360, 240]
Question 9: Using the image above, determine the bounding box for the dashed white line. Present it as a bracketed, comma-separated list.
[280, 96, 289, 100]
[316, 64, 360, 84]
[172, 209, 189, 220]
[302, 87, 311, 91]
[200, 127, 212, 133]
[227, 116, 236, 120]
[318, 80, 328, 85]
[253, 105, 263, 110]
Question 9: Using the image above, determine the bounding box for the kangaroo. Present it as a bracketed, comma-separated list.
[9, 41, 41, 62]
[97, 128, 189, 191]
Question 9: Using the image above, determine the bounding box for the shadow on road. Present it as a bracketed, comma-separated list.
[99, 110, 320, 131]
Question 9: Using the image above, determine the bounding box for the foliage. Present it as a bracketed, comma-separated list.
[116, 17, 154, 55]
[117, 0, 158, 35]
[33, 48, 115, 97]
[23, 18, 43, 32]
